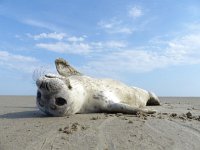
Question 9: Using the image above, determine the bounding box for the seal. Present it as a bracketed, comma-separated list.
[36, 58, 160, 117]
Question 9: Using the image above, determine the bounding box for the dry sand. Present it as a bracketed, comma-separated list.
[0, 96, 200, 150]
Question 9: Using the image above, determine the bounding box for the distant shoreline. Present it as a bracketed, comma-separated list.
[0, 95, 200, 98]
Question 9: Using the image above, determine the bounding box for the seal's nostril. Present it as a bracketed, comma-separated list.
[55, 97, 67, 106]
[37, 91, 41, 99]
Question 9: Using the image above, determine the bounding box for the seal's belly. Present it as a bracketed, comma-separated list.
[75, 76, 150, 109]
[98, 80, 149, 107]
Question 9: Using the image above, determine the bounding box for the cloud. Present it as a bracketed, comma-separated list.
[104, 41, 127, 49]
[36, 40, 127, 54]
[183, 21, 200, 33]
[165, 33, 200, 64]
[67, 36, 85, 42]
[98, 19, 134, 34]
[91, 41, 127, 50]
[22, 19, 61, 31]
[128, 6, 143, 18]
[81, 32, 200, 77]
[27, 32, 87, 43]
[97, 5, 149, 35]
[30, 31, 127, 54]
[27, 32, 67, 40]
[36, 42, 91, 54]
[0, 51, 40, 73]
[27, 32, 91, 54]
[82, 50, 166, 77]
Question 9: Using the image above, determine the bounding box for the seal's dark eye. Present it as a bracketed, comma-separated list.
[37, 91, 41, 99]
[55, 97, 67, 106]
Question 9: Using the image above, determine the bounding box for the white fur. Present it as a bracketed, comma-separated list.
[36, 74, 160, 116]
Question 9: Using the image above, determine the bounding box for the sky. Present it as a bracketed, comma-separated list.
[0, 0, 200, 96]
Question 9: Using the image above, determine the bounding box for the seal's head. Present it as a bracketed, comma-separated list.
[35, 58, 82, 117]
[36, 74, 73, 116]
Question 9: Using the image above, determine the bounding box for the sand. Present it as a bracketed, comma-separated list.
[0, 96, 200, 150]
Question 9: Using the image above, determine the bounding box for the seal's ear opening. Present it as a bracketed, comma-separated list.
[55, 58, 82, 77]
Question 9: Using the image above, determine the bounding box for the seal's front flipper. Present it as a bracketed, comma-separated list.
[103, 102, 156, 114]
[55, 58, 82, 77]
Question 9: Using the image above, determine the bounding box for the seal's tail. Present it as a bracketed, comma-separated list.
[146, 92, 161, 106]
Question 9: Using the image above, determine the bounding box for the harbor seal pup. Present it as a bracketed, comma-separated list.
[36, 58, 160, 117]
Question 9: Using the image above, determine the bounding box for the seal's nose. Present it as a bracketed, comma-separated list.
[36, 78, 45, 88]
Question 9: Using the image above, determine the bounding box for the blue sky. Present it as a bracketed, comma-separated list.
[0, 0, 200, 96]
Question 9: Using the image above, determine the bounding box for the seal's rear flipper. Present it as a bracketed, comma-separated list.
[103, 102, 156, 114]
[55, 58, 82, 77]
[146, 92, 161, 106]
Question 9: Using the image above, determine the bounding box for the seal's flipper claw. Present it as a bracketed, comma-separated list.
[55, 58, 82, 77]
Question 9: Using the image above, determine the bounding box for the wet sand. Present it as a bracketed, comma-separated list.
[0, 96, 200, 150]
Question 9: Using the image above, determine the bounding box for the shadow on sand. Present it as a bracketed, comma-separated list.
[0, 110, 49, 119]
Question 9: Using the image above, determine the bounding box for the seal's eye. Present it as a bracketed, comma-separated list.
[55, 97, 67, 106]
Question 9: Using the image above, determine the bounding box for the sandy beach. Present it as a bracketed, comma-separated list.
[0, 96, 200, 150]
